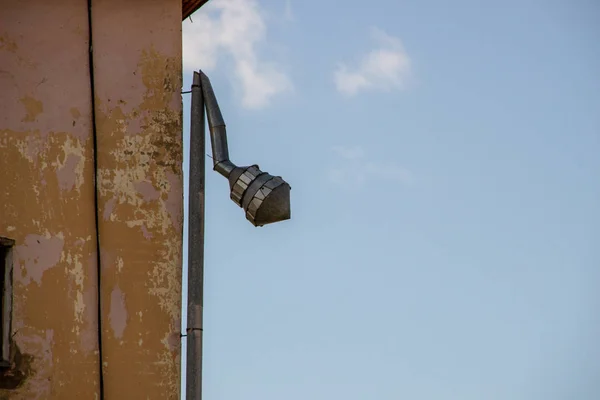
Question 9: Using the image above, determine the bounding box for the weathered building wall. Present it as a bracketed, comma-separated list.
[91, 0, 183, 398]
[0, 0, 184, 398]
[0, 1, 101, 398]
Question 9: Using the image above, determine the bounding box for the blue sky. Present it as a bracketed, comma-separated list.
[180, 1, 600, 399]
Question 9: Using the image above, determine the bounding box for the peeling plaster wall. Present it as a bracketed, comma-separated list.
[91, 0, 184, 398]
[0, 1, 101, 398]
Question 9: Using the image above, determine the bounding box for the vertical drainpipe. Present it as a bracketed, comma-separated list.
[186, 71, 205, 400]
[185, 69, 292, 400]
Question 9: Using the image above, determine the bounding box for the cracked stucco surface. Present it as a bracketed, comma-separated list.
[92, 0, 183, 398]
[0, 2, 101, 398]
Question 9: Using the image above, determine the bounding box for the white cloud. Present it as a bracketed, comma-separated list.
[183, 0, 292, 109]
[334, 28, 412, 96]
[328, 145, 413, 189]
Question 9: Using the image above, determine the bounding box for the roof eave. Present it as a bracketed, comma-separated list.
[182, 0, 210, 20]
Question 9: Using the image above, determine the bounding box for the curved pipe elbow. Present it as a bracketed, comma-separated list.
[199, 71, 236, 178]
[214, 160, 236, 177]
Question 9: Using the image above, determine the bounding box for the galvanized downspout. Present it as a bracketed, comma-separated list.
[186, 69, 292, 400]
[186, 71, 205, 400]
[198, 71, 236, 178]
[185, 70, 235, 400]
[199, 70, 291, 228]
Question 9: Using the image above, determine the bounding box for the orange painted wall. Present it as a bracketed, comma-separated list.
[0, 1, 101, 398]
[91, 0, 183, 398]
[0, 0, 183, 398]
